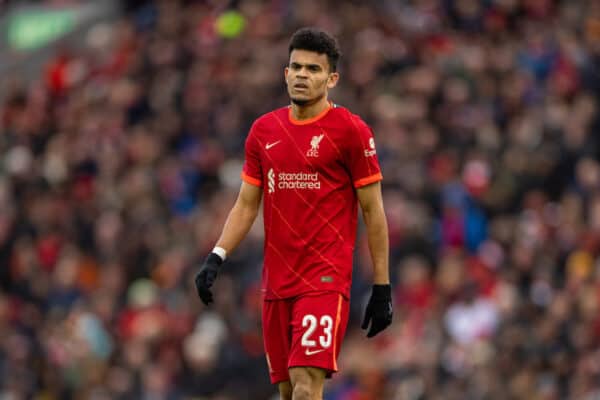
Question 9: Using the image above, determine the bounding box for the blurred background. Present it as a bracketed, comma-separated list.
[1, 0, 600, 399]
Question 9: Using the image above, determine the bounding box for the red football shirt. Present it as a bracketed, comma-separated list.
[242, 103, 382, 300]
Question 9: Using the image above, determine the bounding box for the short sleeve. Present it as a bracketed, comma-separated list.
[346, 115, 382, 188]
[241, 123, 262, 187]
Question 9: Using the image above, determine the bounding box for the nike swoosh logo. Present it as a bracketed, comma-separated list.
[305, 348, 326, 356]
[265, 140, 281, 150]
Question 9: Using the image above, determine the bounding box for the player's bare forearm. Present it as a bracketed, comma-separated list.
[357, 182, 390, 284]
[363, 208, 390, 284]
[215, 181, 262, 254]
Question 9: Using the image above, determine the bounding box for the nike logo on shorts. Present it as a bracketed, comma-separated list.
[265, 140, 281, 150]
[305, 348, 326, 356]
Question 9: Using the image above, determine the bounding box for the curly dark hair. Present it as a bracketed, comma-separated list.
[288, 27, 341, 72]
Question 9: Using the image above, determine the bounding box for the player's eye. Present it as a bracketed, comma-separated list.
[308, 66, 321, 72]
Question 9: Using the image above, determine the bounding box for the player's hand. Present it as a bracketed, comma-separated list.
[361, 284, 393, 338]
[194, 253, 223, 305]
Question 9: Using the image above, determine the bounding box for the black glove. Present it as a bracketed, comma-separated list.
[361, 284, 393, 338]
[194, 253, 223, 305]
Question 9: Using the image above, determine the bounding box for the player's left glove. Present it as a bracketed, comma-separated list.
[361, 284, 393, 338]
[194, 253, 223, 305]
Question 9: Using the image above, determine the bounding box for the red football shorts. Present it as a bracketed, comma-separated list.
[262, 291, 350, 384]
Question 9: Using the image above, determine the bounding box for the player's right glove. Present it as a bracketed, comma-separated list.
[194, 253, 223, 305]
[361, 284, 393, 338]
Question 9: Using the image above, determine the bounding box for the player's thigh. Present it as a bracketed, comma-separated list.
[289, 366, 326, 394]
[278, 380, 292, 400]
[288, 292, 349, 374]
[262, 298, 293, 384]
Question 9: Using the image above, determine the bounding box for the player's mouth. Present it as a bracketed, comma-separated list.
[293, 83, 309, 90]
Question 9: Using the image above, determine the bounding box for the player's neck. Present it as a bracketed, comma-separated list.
[290, 97, 331, 121]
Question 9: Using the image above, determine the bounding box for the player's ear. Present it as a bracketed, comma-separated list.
[284, 67, 289, 83]
[327, 72, 339, 89]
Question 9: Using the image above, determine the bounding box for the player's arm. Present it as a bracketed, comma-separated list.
[356, 181, 393, 337]
[357, 181, 389, 285]
[195, 181, 262, 305]
[215, 181, 262, 253]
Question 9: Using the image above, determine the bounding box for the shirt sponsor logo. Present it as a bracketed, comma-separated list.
[278, 171, 321, 190]
[307, 134, 324, 157]
[364, 137, 377, 157]
[266, 169, 322, 193]
[268, 168, 275, 193]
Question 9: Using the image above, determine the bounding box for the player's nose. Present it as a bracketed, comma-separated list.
[296, 68, 309, 78]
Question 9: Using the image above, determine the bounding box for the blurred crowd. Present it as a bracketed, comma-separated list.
[1, 0, 600, 399]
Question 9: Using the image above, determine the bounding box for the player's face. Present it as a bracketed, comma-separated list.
[285, 50, 339, 106]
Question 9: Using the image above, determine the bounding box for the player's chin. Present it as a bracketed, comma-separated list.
[290, 95, 314, 106]
[289, 88, 309, 97]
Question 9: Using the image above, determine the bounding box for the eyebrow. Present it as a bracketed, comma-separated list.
[290, 62, 323, 69]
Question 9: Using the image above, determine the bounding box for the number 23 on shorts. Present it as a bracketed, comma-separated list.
[301, 314, 333, 355]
